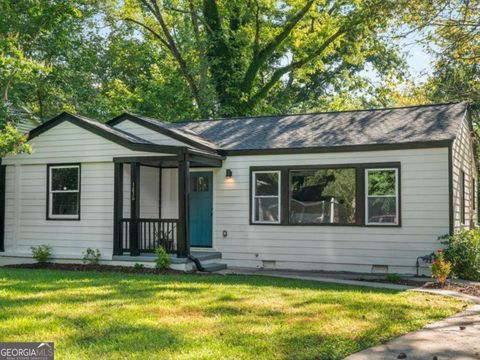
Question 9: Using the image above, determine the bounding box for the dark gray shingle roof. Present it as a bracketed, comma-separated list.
[159, 102, 467, 151]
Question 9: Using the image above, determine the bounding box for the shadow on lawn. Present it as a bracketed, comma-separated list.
[0, 268, 457, 359]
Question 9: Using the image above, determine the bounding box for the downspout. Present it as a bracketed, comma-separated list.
[188, 254, 206, 272]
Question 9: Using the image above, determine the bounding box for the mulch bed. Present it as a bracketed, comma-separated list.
[355, 278, 427, 287]
[422, 282, 480, 297]
[3, 262, 187, 275]
[352, 277, 480, 297]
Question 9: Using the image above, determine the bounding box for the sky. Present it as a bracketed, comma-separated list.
[400, 31, 434, 82]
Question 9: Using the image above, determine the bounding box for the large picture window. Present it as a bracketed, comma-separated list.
[48, 164, 81, 220]
[252, 171, 280, 224]
[365, 168, 398, 225]
[250, 163, 400, 227]
[289, 168, 356, 224]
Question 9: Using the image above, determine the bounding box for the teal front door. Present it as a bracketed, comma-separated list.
[189, 172, 213, 247]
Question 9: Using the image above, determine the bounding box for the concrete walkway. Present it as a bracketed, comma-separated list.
[345, 305, 480, 360]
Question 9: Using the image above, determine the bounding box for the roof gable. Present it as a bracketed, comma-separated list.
[108, 113, 218, 152]
[28, 112, 183, 155]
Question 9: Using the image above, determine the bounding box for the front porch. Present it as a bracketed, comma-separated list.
[111, 251, 225, 272]
[112, 148, 223, 260]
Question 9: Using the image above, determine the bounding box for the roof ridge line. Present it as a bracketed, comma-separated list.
[167, 101, 465, 125]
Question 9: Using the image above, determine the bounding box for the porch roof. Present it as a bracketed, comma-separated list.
[113, 148, 224, 168]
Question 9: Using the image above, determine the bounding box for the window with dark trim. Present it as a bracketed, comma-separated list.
[365, 168, 399, 225]
[472, 177, 476, 211]
[47, 164, 81, 220]
[250, 163, 400, 227]
[461, 170, 466, 224]
[289, 168, 356, 224]
[252, 170, 281, 224]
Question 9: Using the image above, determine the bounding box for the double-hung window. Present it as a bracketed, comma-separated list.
[48, 164, 81, 220]
[252, 171, 280, 224]
[365, 168, 399, 225]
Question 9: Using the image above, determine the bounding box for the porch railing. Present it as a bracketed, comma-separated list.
[120, 218, 178, 254]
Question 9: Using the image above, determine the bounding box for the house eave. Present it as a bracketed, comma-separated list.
[222, 139, 454, 156]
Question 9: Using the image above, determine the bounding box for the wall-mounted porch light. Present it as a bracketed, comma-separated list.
[226, 169, 233, 178]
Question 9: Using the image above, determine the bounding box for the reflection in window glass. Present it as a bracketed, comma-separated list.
[49, 165, 80, 219]
[289, 169, 356, 224]
[191, 176, 209, 192]
[252, 171, 280, 223]
[366, 169, 398, 224]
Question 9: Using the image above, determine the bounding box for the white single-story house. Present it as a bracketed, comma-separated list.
[0, 102, 477, 273]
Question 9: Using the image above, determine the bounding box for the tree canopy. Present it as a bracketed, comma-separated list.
[0, 0, 478, 139]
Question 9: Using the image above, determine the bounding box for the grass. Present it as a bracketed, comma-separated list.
[0, 268, 468, 359]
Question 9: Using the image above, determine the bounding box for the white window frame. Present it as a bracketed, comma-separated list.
[365, 168, 399, 226]
[252, 170, 281, 224]
[48, 165, 80, 220]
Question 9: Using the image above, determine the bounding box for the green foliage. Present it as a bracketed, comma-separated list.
[133, 263, 144, 269]
[431, 249, 452, 286]
[386, 273, 402, 284]
[441, 230, 480, 281]
[82, 248, 101, 265]
[368, 170, 396, 196]
[30, 245, 52, 263]
[0, 123, 31, 157]
[118, 0, 409, 117]
[394, 0, 479, 127]
[154, 246, 170, 270]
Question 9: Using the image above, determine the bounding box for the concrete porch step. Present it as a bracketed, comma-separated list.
[112, 251, 225, 272]
[202, 263, 227, 272]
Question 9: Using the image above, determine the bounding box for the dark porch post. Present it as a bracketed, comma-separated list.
[113, 162, 123, 255]
[177, 150, 190, 257]
[130, 162, 141, 256]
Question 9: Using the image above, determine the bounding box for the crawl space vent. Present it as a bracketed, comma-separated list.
[371, 265, 389, 274]
[262, 260, 276, 269]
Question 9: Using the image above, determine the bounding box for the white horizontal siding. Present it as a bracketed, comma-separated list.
[211, 147, 450, 274]
[452, 117, 477, 229]
[2, 121, 168, 165]
[4, 162, 116, 258]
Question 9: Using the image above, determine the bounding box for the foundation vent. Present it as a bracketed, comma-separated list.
[371, 265, 389, 274]
[262, 260, 276, 269]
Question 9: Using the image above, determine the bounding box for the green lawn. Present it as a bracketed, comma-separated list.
[0, 269, 467, 359]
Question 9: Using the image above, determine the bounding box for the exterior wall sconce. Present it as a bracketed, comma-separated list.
[226, 169, 233, 178]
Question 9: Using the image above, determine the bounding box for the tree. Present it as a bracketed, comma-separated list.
[0, 123, 31, 157]
[118, 0, 409, 117]
[399, 0, 479, 114]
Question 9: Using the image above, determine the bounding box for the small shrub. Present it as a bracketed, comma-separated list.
[154, 246, 171, 270]
[440, 230, 480, 281]
[133, 263, 144, 270]
[31, 245, 52, 263]
[82, 248, 101, 265]
[431, 249, 452, 286]
[386, 273, 402, 283]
